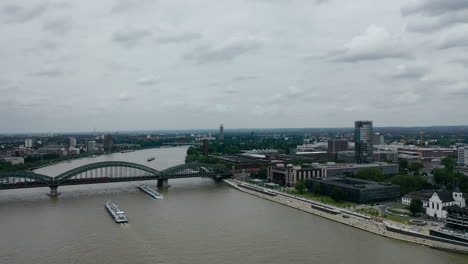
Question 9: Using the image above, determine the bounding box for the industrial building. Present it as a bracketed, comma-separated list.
[305, 177, 401, 203]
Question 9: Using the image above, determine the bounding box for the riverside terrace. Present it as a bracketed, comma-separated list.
[306, 177, 401, 203]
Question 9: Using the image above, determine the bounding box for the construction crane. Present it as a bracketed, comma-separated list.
[418, 131, 425, 161]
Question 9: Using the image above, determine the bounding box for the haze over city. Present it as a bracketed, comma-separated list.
[1, 0, 468, 133]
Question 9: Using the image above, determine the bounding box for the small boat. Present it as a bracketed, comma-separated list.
[105, 201, 128, 223]
[139, 184, 164, 199]
[147, 157, 155, 162]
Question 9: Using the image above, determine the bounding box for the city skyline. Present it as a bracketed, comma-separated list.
[1, 0, 468, 133]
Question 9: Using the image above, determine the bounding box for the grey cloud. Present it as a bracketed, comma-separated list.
[232, 75, 257, 82]
[32, 67, 65, 77]
[111, 0, 149, 14]
[137, 76, 160, 86]
[331, 25, 411, 62]
[43, 17, 73, 36]
[156, 32, 202, 44]
[406, 10, 468, 33]
[112, 28, 152, 48]
[391, 64, 431, 79]
[1, 2, 48, 23]
[452, 58, 468, 68]
[183, 39, 262, 64]
[402, 0, 468, 16]
[437, 26, 468, 49]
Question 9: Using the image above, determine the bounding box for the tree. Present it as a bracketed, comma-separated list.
[409, 199, 424, 216]
[441, 157, 456, 172]
[294, 181, 306, 194]
[254, 167, 268, 179]
[409, 162, 424, 173]
[312, 182, 322, 194]
[331, 188, 344, 202]
[354, 168, 384, 182]
[390, 174, 431, 195]
[399, 160, 409, 171]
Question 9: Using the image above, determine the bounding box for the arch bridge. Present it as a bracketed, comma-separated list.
[0, 161, 232, 196]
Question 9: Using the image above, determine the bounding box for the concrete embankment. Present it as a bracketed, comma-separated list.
[224, 179, 468, 255]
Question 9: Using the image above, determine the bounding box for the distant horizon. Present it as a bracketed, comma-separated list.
[2, 124, 468, 136]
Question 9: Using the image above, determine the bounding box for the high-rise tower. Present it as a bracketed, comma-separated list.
[219, 124, 224, 141]
[354, 121, 373, 164]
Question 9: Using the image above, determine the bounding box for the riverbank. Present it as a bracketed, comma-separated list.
[224, 179, 468, 255]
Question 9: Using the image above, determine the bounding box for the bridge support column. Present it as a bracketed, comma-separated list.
[157, 179, 168, 188]
[48, 185, 60, 197]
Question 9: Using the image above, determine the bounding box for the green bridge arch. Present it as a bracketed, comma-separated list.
[0, 161, 232, 187]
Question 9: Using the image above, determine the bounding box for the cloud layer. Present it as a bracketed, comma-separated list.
[0, 0, 467, 133]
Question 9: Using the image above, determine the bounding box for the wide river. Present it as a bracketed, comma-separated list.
[0, 147, 467, 264]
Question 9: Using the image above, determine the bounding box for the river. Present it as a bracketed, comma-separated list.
[0, 147, 467, 264]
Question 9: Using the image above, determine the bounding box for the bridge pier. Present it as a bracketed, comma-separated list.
[157, 179, 168, 188]
[48, 185, 60, 197]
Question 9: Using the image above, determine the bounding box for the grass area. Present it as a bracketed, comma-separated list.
[356, 208, 379, 216]
[387, 208, 411, 216]
[382, 214, 409, 224]
[393, 204, 409, 210]
[286, 190, 358, 208]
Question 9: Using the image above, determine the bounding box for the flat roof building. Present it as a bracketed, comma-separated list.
[306, 177, 401, 203]
[267, 162, 398, 187]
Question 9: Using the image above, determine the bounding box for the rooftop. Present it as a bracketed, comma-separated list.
[307, 177, 399, 190]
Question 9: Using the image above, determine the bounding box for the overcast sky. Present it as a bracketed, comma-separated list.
[1, 0, 467, 133]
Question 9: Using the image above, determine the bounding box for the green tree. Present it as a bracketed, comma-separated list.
[331, 188, 344, 202]
[409, 199, 424, 216]
[441, 157, 456, 172]
[409, 162, 424, 173]
[354, 168, 384, 182]
[312, 182, 322, 194]
[399, 160, 409, 171]
[255, 167, 268, 179]
[294, 180, 306, 194]
[390, 174, 431, 195]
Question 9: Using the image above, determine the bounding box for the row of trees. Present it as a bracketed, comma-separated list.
[294, 180, 344, 202]
[352, 167, 432, 195]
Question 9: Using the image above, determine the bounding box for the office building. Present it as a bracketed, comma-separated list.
[355, 121, 373, 163]
[70, 137, 77, 147]
[372, 133, 384, 145]
[398, 147, 457, 160]
[316, 162, 398, 177]
[267, 162, 398, 187]
[104, 134, 113, 151]
[306, 177, 400, 203]
[337, 151, 355, 163]
[373, 150, 398, 162]
[86, 141, 96, 153]
[327, 140, 348, 160]
[458, 146, 468, 166]
[219, 124, 224, 141]
[268, 164, 326, 187]
[24, 139, 33, 148]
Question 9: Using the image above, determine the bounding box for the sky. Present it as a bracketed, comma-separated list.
[1, 0, 468, 133]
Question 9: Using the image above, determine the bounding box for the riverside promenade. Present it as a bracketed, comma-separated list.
[224, 179, 468, 255]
